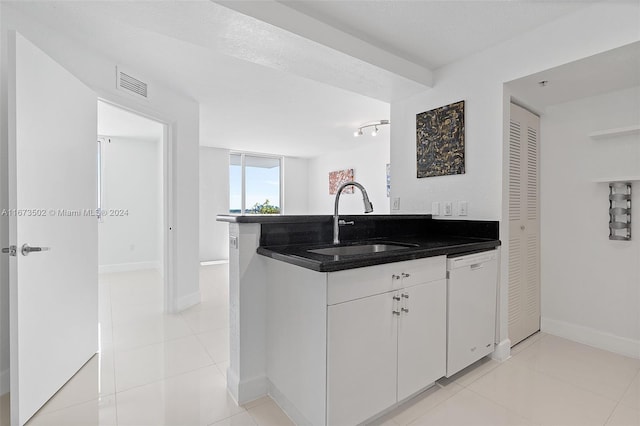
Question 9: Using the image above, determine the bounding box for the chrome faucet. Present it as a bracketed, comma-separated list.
[333, 181, 374, 244]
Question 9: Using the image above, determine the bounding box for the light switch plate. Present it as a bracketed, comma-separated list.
[444, 202, 453, 216]
[459, 201, 468, 216]
[431, 202, 440, 216]
[392, 197, 401, 210]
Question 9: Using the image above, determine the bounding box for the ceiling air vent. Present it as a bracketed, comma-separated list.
[116, 67, 148, 99]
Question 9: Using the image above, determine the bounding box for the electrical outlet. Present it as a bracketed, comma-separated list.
[459, 201, 468, 216]
[431, 202, 440, 216]
[392, 197, 401, 210]
[229, 236, 238, 249]
[444, 202, 452, 216]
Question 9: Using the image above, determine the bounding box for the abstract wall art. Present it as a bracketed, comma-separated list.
[416, 100, 465, 178]
[329, 169, 354, 194]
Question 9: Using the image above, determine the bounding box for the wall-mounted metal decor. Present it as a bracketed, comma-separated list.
[416, 100, 465, 178]
[609, 182, 631, 241]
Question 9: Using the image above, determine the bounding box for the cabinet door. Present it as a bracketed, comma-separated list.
[327, 291, 398, 426]
[397, 279, 446, 401]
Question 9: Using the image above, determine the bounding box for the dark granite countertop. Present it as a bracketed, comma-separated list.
[216, 214, 433, 224]
[258, 236, 500, 272]
[218, 214, 500, 272]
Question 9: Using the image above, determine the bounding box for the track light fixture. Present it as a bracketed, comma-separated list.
[354, 120, 389, 137]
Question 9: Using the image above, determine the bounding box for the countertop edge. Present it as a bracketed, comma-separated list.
[258, 239, 501, 272]
[217, 214, 434, 224]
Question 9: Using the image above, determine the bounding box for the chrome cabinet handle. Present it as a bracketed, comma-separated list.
[401, 272, 410, 278]
[401, 307, 409, 313]
[393, 295, 401, 301]
[21, 244, 50, 256]
[392, 310, 401, 316]
[401, 293, 409, 299]
[392, 274, 401, 280]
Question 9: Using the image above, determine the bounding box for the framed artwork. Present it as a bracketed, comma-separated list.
[416, 100, 465, 178]
[329, 169, 354, 194]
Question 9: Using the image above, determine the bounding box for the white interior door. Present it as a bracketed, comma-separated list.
[508, 103, 541, 347]
[8, 31, 98, 425]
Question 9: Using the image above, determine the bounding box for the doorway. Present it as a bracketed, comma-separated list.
[96, 100, 170, 348]
[97, 101, 165, 277]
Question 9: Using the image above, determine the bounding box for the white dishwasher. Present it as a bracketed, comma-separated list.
[446, 249, 498, 377]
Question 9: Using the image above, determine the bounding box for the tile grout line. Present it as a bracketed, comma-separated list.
[601, 368, 640, 425]
[504, 334, 638, 405]
[112, 360, 218, 395]
[509, 353, 633, 405]
[461, 386, 532, 425]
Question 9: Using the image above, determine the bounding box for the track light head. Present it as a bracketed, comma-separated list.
[353, 119, 389, 137]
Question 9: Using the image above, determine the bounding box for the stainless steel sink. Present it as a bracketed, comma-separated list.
[308, 243, 417, 256]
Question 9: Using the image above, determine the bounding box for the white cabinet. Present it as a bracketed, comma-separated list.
[326, 258, 446, 425]
[397, 280, 446, 400]
[265, 255, 449, 426]
[327, 291, 398, 426]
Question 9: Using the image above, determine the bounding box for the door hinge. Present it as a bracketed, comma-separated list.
[1, 245, 17, 256]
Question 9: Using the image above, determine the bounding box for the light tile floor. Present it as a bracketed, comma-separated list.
[0, 265, 638, 425]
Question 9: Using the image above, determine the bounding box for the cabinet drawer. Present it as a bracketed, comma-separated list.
[327, 256, 447, 305]
[397, 256, 446, 288]
[327, 262, 397, 305]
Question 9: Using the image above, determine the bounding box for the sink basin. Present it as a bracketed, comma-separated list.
[308, 243, 417, 256]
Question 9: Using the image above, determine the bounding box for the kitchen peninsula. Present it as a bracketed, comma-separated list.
[217, 214, 501, 425]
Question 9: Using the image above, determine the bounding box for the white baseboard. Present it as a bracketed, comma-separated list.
[175, 291, 201, 312]
[0, 368, 8, 396]
[490, 338, 512, 362]
[542, 317, 640, 359]
[99, 261, 161, 274]
[226, 368, 268, 406]
[200, 260, 229, 266]
[267, 379, 311, 425]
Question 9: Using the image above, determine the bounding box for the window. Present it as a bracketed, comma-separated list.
[230, 153, 282, 214]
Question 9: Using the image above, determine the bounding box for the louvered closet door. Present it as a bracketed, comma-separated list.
[508, 103, 540, 346]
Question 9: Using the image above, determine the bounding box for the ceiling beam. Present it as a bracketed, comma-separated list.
[214, 0, 433, 99]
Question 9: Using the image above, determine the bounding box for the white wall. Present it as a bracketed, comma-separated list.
[98, 137, 162, 272]
[390, 2, 640, 351]
[199, 146, 230, 261]
[392, 3, 640, 219]
[307, 136, 390, 215]
[0, 4, 201, 391]
[539, 86, 640, 358]
[283, 157, 309, 215]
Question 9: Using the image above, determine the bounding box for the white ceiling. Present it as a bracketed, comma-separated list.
[507, 41, 640, 111]
[7, 1, 631, 158]
[8, 1, 390, 158]
[98, 102, 164, 142]
[277, 1, 593, 70]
